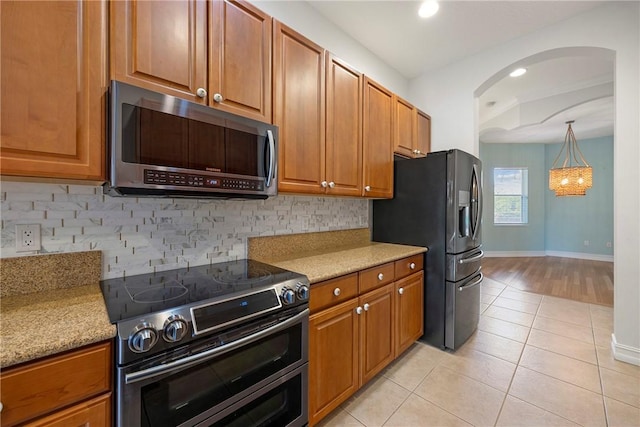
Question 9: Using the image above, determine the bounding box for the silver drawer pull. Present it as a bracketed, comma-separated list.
[377, 273, 384, 281]
[409, 262, 416, 270]
[398, 287, 404, 295]
[363, 303, 370, 311]
[356, 306, 363, 315]
[333, 287, 341, 296]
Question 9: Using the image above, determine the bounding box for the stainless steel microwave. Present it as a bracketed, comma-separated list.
[104, 81, 277, 199]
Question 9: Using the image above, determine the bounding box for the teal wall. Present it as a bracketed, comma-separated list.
[544, 136, 614, 255]
[480, 136, 613, 256]
[480, 143, 546, 252]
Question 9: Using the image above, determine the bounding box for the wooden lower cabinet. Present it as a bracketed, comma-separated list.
[309, 256, 425, 426]
[359, 283, 395, 384]
[309, 298, 360, 426]
[395, 271, 425, 355]
[24, 394, 111, 427]
[0, 341, 112, 427]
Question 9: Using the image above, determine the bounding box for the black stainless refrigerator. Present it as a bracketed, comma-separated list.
[373, 149, 483, 350]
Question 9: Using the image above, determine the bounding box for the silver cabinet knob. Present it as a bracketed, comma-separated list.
[163, 315, 188, 343]
[398, 287, 404, 295]
[212, 93, 224, 103]
[196, 87, 207, 98]
[364, 185, 371, 192]
[377, 273, 384, 281]
[356, 306, 363, 315]
[363, 303, 370, 311]
[333, 287, 341, 296]
[413, 149, 419, 154]
[321, 181, 328, 188]
[0, 401, 3, 413]
[410, 262, 416, 270]
[328, 181, 335, 188]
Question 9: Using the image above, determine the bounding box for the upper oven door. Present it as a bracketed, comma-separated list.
[108, 80, 277, 198]
[116, 308, 308, 427]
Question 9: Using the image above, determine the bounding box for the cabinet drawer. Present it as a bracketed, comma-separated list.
[359, 262, 394, 293]
[310, 273, 358, 313]
[0, 341, 111, 427]
[395, 254, 424, 279]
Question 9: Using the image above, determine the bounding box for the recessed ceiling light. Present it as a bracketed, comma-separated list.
[509, 68, 527, 77]
[418, 1, 439, 18]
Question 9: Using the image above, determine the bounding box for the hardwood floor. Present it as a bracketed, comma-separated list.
[482, 256, 614, 307]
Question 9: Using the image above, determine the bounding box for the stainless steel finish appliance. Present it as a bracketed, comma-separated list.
[105, 81, 278, 199]
[100, 259, 309, 427]
[373, 149, 483, 350]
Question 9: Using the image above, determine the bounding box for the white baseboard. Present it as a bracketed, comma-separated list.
[612, 334, 640, 366]
[484, 250, 613, 262]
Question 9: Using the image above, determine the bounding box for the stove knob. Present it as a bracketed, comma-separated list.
[281, 288, 296, 305]
[296, 283, 310, 301]
[163, 315, 188, 343]
[129, 323, 158, 353]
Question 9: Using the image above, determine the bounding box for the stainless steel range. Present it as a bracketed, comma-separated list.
[100, 259, 310, 427]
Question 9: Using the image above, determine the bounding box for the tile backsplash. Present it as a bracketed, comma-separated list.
[0, 182, 368, 279]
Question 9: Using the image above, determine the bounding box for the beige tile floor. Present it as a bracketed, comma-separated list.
[316, 277, 640, 427]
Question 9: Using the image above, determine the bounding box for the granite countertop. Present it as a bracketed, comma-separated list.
[248, 229, 427, 283]
[268, 242, 426, 283]
[0, 284, 116, 368]
[0, 251, 116, 368]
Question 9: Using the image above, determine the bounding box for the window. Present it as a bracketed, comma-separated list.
[494, 168, 528, 224]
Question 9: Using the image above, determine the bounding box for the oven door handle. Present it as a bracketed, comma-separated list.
[125, 308, 309, 385]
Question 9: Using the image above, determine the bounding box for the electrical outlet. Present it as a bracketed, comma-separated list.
[606, 241, 612, 248]
[15, 224, 41, 252]
[583, 240, 590, 246]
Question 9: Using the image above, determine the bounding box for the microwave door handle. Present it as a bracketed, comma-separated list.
[265, 130, 275, 188]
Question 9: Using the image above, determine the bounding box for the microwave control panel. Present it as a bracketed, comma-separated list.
[144, 169, 264, 191]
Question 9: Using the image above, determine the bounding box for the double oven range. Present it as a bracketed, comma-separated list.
[100, 259, 310, 427]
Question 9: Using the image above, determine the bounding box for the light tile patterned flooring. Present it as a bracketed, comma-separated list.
[317, 277, 640, 427]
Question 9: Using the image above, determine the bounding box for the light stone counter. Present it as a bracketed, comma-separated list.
[0, 251, 116, 368]
[248, 228, 427, 283]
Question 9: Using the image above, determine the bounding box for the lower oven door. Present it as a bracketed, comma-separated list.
[117, 308, 308, 427]
[197, 364, 308, 427]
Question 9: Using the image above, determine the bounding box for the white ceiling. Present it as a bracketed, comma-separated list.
[306, 0, 614, 144]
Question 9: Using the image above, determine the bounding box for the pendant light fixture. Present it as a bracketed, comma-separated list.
[549, 121, 593, 196]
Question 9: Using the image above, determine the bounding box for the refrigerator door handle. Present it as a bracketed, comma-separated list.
[458, 272, 483, 292]
[471, 163, 482, 241]
[458, 250, 484, 264]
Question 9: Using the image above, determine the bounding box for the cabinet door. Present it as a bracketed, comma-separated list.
[111, 0, 207, 103]
[393, 95, 415, 158]
[309, 299, 359, 426]
[325, 53, 363, 197]
[359, 283, 395, 384]
[362, 77, 394, 198]
[210, 0, 271, 122]
[415, 109, 431, 157]
[395, 271, 425, 355]
[0, 0, 107, 180]
[24, 394, 111, 427]
[273, 21, 326, 194]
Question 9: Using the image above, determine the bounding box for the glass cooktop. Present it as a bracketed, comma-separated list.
[99, 259, 304, 322]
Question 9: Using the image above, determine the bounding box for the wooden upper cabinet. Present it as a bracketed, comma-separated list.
[110, 0, 207, 103]
[416, 109, 432, 156]
[325, 53, 363, 197]
[362, 77, 394, 198]
[393, 95, 416, 158]
[0, 0, 107, 180]
[393, 96, 430, 159]
[210, 0, 272, 122]
[273, 20, 326, 194]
